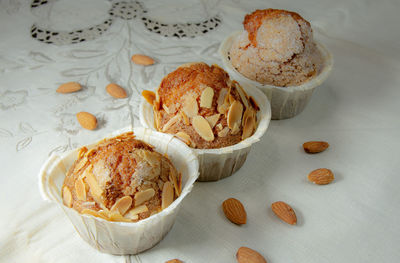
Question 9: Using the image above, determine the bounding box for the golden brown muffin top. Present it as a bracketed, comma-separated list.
[143, 63, 259, 149]
[62, 132, 181, 222]
[243, 9, 310, 47]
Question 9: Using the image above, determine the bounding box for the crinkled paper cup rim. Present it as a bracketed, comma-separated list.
[139, 84, 271, 156]
[218, 31, 334, 94]
[38, 126, 199, 254]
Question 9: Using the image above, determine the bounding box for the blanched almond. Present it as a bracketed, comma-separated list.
[106, 83, 127, 98]
[192, 115, 214, 141]
[62, 186, 72, 208]
[131, 54, 155, 65]
[75, 178, 86, 201]
[162, 181, 174, 210]
[135, 188, 155, 206]
[227, 100, 243, 130]
[57, 82, 82, 93]
[200, 86, 214, 108]
[111, 196, 132, 215]
[142, 90, 156, 105]
[76, 112, 97, 130]
[205, 114, 220, 128]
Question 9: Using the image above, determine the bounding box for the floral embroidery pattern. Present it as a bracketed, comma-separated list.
[0, 90, 28, 110]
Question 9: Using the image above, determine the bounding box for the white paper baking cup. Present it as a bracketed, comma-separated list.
[38, 127, 199, 255]
[219, 31, 333, 120]
[139, 85, 271, 181]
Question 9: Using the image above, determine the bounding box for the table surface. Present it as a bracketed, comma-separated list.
[1, 0, 400, 262]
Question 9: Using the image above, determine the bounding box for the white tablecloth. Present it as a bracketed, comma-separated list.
[1, 0, 400, 262]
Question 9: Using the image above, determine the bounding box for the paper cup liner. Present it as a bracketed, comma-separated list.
[219, 31, 333, 120]
[38, 127, 199, 255]
[139, 85, 271, 181]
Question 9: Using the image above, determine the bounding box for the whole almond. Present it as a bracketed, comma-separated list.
[165, 259, 183, 263]
[76, 112, 97, 130]
[271, 201, 297, 225]
[303, 141, 329, 153]
[236, 247, 267, 263]
[106, 83, 127, 98]
[308, 168, 334, 185]
[57, 82, 82, 93]
[131, 54, 155, 65]
[222, 198, 247, 225]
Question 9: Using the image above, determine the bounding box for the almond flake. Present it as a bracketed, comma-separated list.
[175, 131, 191, 146]
[231, 122, 240, 135]
[84, 166, 103, 202]
[126, 205, 148, 218]
[169, 169, 180, 197]
[62, 186, 72, 208]
[234, 81, 249, 108]
[111, 196, 132, 215]
[192, 115, 214, 142]
[217, 88, 229, 114]
[242, 115, 255, 140]
[200, 86, 214, 108]
[162, 114, 181, 132]
[81, 209, 109, 220]
[218, 127, 230, 137]
[227, 100, 243, 129]
[182, 93, 199, 118]
[134, 188, 155, 206]
[75, 178, 86, 201]
[205, 114, 220, 128]
[108, 212, 133, 222]
[180, 111, 190, 125]
[216, 123, 223, 131]
[162, 104, 171, 114]
[162, 181, 174, 210]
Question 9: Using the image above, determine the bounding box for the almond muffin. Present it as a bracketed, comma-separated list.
[229, 9, 323, 87]
[142, 62, 259, 149]
[61, 132, 181, 223]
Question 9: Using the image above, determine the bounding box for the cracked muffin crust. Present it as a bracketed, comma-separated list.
[229, 9, 323, 87]
[62, 132, 181, 223]
[142, 62, 259, 149]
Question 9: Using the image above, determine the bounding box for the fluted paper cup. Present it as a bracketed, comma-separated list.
[139, 85, 271, 181]
[38, 127, 199, 255]
[219, 31, 333, 120]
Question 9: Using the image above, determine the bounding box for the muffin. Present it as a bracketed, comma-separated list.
[61, 132, 181, 223]
[230, 9, 323, 87]
[219, 9, 333, 120]
[142, 62, 260, 149]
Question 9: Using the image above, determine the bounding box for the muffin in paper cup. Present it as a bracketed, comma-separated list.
[219, 31, 333, 120]
[140, 83, 271, 182]
[38, 127, 199, 255]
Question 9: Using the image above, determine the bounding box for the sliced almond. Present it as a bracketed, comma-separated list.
[216, 123, 223, 131]
[108, 212, 133, 222]
[81, 209, 109, 220]
[162, 103, 171, 114]
[169, 169, 180, 197]
[218, 127, 229, 137]
[234, 81, 249, 108]
[236, 247, 267, 263]
[205, 114, 220, 128]
[231, 122, 240, 135]
[200, 86, 214, 108]
[182, 94, 198, 118]
[62, 186, 72, 208]
[162, 115, 181, 132]
[175, 131, 191, 146]
[75, 178, 86, 201]
[125, 213, 139, 221]
[111, 196, 132, 215]
[222, 198, 247, 225]
[76, 112, 97, 130]
[134, 188, 155, 206]
[154, 110, 161, 130]
[192, 116, 214, 142]
[249, 96, 260, 111]
[227, 100, 243, 130]
[242, 114, 256, 140]
[162, 181, 174, 210]
[180, 111, 190, 125]
[308, 168, 334, 185]
[106, 83, 127, 99]
[271, 201, 297, 225]
[131, 54, 155, 65]
[78, 147, 88, 159]
[84, 166, 103, 202]
[57, 82, 82, 94]
[303, 141, 329, 154]
[142, 90, 156, 105]
[217, 88, 229, 114]
[126, 205, 148, 219]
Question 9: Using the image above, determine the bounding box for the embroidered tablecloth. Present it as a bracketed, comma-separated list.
[1, 0, 400, 262]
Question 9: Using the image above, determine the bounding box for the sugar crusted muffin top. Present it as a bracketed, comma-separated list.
[62, 132, 181, 223]
[143, 63, 259, 149]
